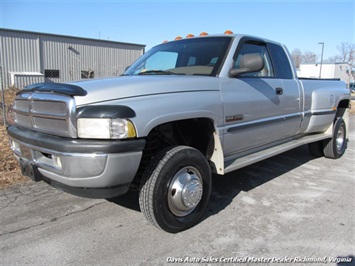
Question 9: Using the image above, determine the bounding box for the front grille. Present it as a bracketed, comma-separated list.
[13, 92, 77, 138]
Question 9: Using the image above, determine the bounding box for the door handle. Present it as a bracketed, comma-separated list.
[276, 87, 283, 95]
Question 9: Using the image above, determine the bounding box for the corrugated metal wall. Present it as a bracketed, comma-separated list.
[11, 73, 44, 89]
[0, 30, 41, 88]
[0, 29, 145, 89]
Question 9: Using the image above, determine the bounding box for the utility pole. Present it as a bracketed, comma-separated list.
[318, 42, 324, 79]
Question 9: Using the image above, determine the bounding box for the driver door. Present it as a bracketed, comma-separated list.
[222, 39, 288, 157]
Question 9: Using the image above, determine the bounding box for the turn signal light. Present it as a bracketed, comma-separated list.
[166, 30, 233, 43]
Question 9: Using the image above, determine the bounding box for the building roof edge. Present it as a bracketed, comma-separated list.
[0, 28, 146, 48]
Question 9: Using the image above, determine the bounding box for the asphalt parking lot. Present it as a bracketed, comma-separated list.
[1, 115, 354, 265]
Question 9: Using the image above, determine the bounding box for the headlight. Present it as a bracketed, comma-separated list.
[77, 118, 136, 139]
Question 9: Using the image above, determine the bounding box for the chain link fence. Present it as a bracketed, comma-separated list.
[0, 67, 16, 126]
[0, 86, 17, 127]
[1, 67, 7, 127]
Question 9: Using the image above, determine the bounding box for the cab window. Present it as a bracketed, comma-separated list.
[267, 43, 293, 79]
[234, 42, 274, 78]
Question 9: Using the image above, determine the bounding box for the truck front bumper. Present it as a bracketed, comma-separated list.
[7, 126, 145, 198]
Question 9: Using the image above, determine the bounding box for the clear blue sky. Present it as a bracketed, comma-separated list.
[1, 0, 354, 60]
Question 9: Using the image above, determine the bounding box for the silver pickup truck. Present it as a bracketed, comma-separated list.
[7, 33, 351, 233]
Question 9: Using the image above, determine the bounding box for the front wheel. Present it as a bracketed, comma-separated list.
[139, 146, 212, 233]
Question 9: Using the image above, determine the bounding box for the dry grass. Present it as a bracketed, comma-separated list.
[0, 126, 27, 188]
[0, 87, 27, 188]
[1, 86, 18, 126]
[3, 86, 18, 104]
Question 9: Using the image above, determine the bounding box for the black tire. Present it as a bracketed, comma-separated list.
[308, 141, 324, 157]
[139, 146, 212, 233]
[323, 117, 347, 159]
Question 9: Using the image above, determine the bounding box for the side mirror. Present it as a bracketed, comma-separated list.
[229, 53, 265, 77]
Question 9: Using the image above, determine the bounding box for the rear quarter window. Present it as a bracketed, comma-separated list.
[267, 43, 294, 79]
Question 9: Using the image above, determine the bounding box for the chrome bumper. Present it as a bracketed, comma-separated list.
[7, 126, 145, 198]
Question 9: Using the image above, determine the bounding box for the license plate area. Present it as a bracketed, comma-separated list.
[19, 159, 41, 182]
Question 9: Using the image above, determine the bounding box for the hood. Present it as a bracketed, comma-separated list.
[69, 75, 219, 106]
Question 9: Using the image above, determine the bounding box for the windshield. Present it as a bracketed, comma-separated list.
[124, 37, 232, 76]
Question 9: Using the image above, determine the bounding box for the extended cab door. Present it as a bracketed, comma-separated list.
[221, 38, 302, 157]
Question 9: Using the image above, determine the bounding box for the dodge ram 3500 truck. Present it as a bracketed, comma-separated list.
[7, 33, 351, 233]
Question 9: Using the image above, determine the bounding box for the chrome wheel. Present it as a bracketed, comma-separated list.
[323, 117, 347, 159]
[139, 146, 211, 233]
[168, 166, 203, 217]
[336, 124, 345, 152]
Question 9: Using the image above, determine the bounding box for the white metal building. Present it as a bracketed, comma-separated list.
[298, 62, 355, 88]
[0, 28, 145, 89]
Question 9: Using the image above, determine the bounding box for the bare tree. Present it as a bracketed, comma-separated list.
[291, 49, 302, 68]
[328, 55, 342, 63]
[337, 42, 355, 66]
[302, 51, 318, 63]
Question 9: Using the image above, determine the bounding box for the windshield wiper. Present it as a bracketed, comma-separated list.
[138, 70, 176, 75]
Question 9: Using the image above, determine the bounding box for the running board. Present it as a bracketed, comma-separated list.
[224, 133, 331, 174]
